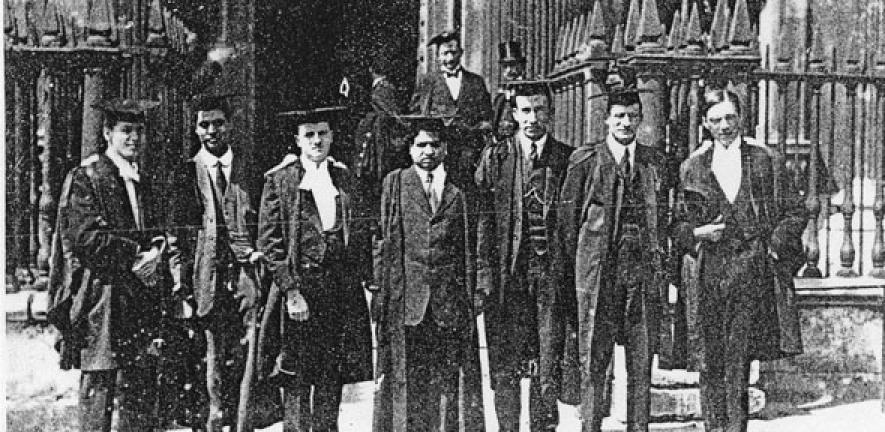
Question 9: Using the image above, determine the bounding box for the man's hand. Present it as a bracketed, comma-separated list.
[693, 223, 726, 242]
[247, 251, 267, 265]
[286, 291, 309, 321]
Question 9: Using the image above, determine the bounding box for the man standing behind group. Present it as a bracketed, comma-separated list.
[410, 30, 492, 186]
[491, 41, 527, 141]
[474, 81, 574, 431]
[559, 90, 668, 432]
[373, 116, 485, 432]
[171, 94, 263, 431]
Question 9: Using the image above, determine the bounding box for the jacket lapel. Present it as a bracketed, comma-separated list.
[293, 161, 326, 235]
[403, 166, 433, 216]
[94, 154, 137, 230]
[435, 181, 458, 217]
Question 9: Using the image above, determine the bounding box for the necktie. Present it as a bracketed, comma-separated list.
[215, 161, 228, 196]
[425, 172, 439, 213]
[620, 147, 631, 179]
[529, 141, 538, 162]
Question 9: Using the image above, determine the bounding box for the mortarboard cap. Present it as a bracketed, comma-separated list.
[427, 30, 460, 47]
[93, 98, 159, 123]
[277, 106, 348, 127]
[498, 41, 526, 64]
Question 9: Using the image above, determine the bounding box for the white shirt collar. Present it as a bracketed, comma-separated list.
[713, 136, 742, 155]
[605, 134, 636, 166]
[300, 153, 329, 173]
[415, 164, 446, 198]
[518, 132, 547, 159]
[441, 65, 462, 77]
[104, 149, 140, 182]
[372, 76, 385, 88]
[195, 146, 233, 168]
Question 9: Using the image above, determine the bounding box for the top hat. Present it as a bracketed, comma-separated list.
[498, 41, 526, 64]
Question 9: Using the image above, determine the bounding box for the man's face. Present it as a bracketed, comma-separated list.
[437, 40, 462, 71]
[296, 121, 333, 163]
[410, 130, 447, 171]
[104, 121, 145, 162]
[502, 62, 525, 80]
[703, 101, 741, 144]
[605, 103, 643, 143]
[195, 109, 228, 154]
[512, 95, 550, 141]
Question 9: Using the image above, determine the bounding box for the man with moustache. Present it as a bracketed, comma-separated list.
[410, 30, 492, 187]
[257, 106, 373, 432]
[559, 90, 669, 432]
[57, 98, 172, 431]
[170, 95, 263, 431]
[373, 116, 485, 432]
[474, 80, 574, 431]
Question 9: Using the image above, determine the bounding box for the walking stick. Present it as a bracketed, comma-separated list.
[236, 264, 264, 432]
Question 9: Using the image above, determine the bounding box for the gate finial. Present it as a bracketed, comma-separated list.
[710, 0, 731, 52]
[725, 0, 754, 54]
[624, 0, 641, 51]
[636, 0, 664, 53]
[585, 0, 609, 59]
[682, 2, 703, 55]
[611, 24, 626, 55]
[668, 11, 682, 51]
[37, 1, 62, 47]
[86, 0, 115, 47]
[146, 0, 167, 48]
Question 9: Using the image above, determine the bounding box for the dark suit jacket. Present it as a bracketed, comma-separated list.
[62, 153, 167, 370]
[372, 165, 484, 431]
[172, 152, 260, 318]
[672, 139, 806, 360]
[558, 142, 670, 400]
[410, 68, 492, 129]
[474, 135, 573, 299]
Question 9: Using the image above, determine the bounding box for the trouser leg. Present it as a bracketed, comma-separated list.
[79, 370, 116, 432]
[283, 385, 311, 432]
[699, 288, 727, 432]
[312, 384, 343, 432]
[116, 366, 159, 432]
[625, 305, 651, 432]
[493, 372, 521, 432]
[724, 291, 754, 432]
[580, 316, 616, 432]
[529, 373, 559, 431]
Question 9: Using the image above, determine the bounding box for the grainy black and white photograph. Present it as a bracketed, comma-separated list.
[3, 0, 885, 431]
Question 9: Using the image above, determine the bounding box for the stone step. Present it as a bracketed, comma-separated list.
[650, 386, 765, 421]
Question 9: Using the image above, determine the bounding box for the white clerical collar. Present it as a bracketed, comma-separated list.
[105, 149, 140, 182]
[518, 132, 548, 158]
[195, 146, 233, 168]
[605, 135, 636, 165]
[372, 76, 385, 88]
[300, 153, 329, 173]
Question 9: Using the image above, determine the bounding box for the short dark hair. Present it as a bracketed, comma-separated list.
[102, 112, 145, 130]
[192, 95, 231, 118]
[607, 90, 643, 114]
[702, 89, 742, 117]
[509, 84, 553, 109]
